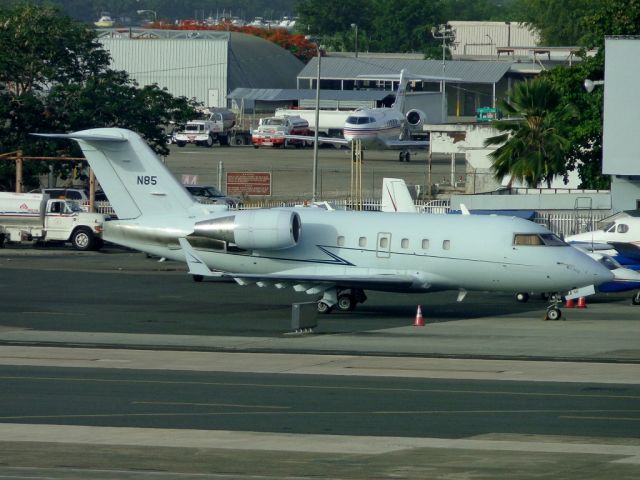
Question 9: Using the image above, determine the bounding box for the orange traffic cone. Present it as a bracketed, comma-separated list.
[576, 297, 587, 308]
[413, 305, 425, 326]
[565, 298, 575, 308]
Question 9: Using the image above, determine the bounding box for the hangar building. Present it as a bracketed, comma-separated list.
[98, 29, 304, 108]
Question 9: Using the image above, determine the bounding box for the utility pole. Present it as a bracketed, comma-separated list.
[431, 25, 455, 123]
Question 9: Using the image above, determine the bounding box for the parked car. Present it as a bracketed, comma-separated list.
[184, 184, 241, 207]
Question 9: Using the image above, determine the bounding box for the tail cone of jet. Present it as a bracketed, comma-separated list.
[576, 297, 587, 308]
[565, 298, 575, 308]
[413, 305, 425, 327]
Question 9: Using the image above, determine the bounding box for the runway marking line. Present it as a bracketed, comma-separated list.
[132, 401, 290, 409]
[561, 415, 640, 422]
[1, 375, 639, 400]
[2, 409, 640, 421]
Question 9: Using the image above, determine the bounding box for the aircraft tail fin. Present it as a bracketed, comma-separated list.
[381, 178, 417, 213]
[35, 129, 197, 220]
[358, 69, 462, 114]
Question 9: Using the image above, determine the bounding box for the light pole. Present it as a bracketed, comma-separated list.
[431, 25, 455, 123]
[306, 37, 322, 202]
[351, 23, 358, 58]
[137, 9, 158, 23]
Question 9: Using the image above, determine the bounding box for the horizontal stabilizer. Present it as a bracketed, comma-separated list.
[33, 132, 128, 143]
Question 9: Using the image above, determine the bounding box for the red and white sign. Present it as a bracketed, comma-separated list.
[226, 172, 271, 196]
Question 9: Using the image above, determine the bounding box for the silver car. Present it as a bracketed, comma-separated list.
[184, 184, 241, 208]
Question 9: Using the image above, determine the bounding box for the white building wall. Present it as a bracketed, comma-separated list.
[449, 21, 539, 57]
[101, 38, 229, 107]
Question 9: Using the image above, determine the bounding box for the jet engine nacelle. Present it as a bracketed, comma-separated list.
[193, 210, 301, 250]
[405, 109, 427, 128]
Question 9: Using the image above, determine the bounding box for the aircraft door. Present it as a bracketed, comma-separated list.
[376, 232, 391, 258]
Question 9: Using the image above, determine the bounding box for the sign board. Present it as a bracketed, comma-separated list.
[181, 174, 198, 185]
[226, 172, 271, 196]
[603, 38, 640, 175]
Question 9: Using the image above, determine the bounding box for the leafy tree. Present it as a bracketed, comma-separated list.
[530, 0, 640, 188]
[512, 0, 598, 46]
[485, 78, 575, 187]
[0, 3, 197, 190]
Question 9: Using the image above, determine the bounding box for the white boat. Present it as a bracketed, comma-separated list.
[94, 12, 114, 28]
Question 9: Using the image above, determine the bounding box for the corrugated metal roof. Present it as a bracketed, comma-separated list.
[297, 57, 511, 84]
[227, 88, 391, 102]
[227, 32, 303, 90]
[100, 31, 303, 107]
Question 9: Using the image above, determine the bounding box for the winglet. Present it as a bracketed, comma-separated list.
[178, 238, 223, 278]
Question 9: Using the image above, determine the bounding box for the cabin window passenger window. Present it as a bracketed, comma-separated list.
[380, 237, 389, 249]
[443, 240, 451, 250]
[359, 237, 367, 248]
[337, 236, 345, 247]
[422, 239, 429, 249]
[401, 238, 409, 249]
[618, 224, 629, 233]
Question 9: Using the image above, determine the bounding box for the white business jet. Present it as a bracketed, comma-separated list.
[566, 216, 640, 263]
[287, 69, 457, 162]
[37, 129, 612, 319]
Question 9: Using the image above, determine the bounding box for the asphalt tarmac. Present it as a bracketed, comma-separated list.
[1, 246, 640, 479]
[163, 144, 466, 200]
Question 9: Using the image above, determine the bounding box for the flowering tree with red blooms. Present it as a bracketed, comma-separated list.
[149, 21, 319, 63]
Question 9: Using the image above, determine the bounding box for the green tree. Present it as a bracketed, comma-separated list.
[485, 78, 575, 187]
[0, 3, 197, 190]
[512, 0, 598, 46]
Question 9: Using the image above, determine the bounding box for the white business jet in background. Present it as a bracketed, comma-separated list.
[37, 129, 612, 320]
[287, 69, 458, 162]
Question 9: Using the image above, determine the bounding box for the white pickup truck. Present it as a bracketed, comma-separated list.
[0, 192, 107, 250]
[174, 108, 236, 147]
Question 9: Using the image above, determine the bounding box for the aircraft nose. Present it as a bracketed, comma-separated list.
[583, 255, 615, 285]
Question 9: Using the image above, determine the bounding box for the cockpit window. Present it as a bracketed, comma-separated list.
[513, 233, 567, 246]
[603, 222, 615, 232]
[617, 223, 629, 233]
[539, 233, 567, 246]
[346, 116, 374, 125]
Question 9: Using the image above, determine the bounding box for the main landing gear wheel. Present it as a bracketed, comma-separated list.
[192, 275, 204, 282]
[337, 294, 356, 312]
[399, 151, 411, 162]
[632, 292, 640, 305]
[515, 292, 530, 303]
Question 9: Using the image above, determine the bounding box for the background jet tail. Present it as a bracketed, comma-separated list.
[380, 178, 417, 213]
[358, 69, 462, 115]
[36, 128, 196, 220]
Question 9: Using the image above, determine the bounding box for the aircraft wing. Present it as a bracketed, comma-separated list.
[609, 241, 640, 262]
[380, 138, 430, 149]
[569, 241, 615, 252]
[229, 271, 418, 294]
[284, 134, 349, 147]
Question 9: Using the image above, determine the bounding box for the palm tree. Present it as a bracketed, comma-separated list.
[485, 77, 575, 188]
